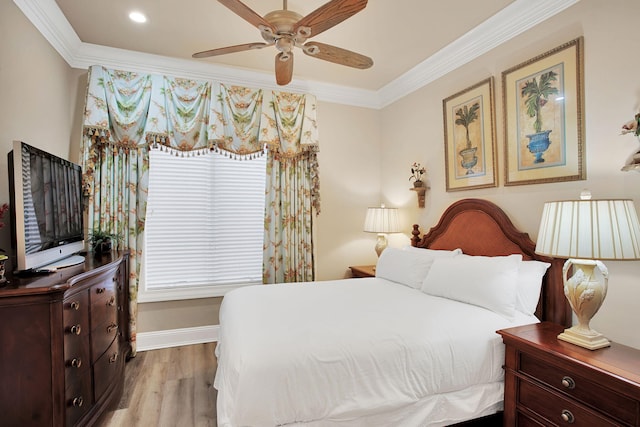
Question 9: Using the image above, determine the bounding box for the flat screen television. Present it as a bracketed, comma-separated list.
[7, 140, 85, 272]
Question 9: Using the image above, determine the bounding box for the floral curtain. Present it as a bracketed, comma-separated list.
[82, 67, 152, 356]
[261, 91, 320, 283]
[82, 65, 320, 353]
[210, 84, 265, 156]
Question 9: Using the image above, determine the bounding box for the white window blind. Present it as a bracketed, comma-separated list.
[144, 147, 266, 298]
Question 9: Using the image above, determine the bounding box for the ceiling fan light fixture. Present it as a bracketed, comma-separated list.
[275, 37, 294, 53]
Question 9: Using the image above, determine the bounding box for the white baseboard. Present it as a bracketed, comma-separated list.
[137, 325, 219, 352]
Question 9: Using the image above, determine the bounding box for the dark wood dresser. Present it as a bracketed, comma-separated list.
[0, 252, 130, 426]
[498, 322, 640, 426]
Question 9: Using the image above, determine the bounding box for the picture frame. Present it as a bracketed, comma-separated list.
[443, 77, 497, 192]
[502, 37, 585, 186]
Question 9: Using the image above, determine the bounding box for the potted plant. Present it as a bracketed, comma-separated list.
[89, 228, 120, 255]
[455, 103, 479, 174]
[521, 70, 558, 163]
[409, 162, 426, 187]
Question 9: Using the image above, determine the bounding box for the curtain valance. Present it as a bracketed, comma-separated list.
[82, 65, 319, 157]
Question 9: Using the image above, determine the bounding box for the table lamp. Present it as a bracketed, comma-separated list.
[535, 192, 640, 350]
[364, 204, 400, 256]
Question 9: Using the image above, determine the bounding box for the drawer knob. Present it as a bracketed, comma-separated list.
[96, 287, 106, 294]
[560, 409, 575, 423]
[72, 396, 84, 408]
[561, 376, 576, 389]
[69, 358, 82, 368]
[108, 296, 116, 306]
[69, 324, 82, 335]
[69, 301, 80, 310]
[109, 352, 119, 363]
[107, 323, 118, 333]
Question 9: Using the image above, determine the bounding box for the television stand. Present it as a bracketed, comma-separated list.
[0, 252, 130, 426]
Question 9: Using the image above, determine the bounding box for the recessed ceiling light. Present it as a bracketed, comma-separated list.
[129, 11, 147, 23]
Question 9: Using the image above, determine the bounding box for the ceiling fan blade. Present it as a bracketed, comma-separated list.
[294, 0, 367, 38]
[303, 42, 373, 69]
[275, 52, 294, 86]
[217, 0, 274, 31]
[192, 42, 269, 58]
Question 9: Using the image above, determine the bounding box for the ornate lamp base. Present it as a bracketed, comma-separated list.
[559, 259, 611, 350]
[558, 326, 610, 350]
[374, 234, 388, 257]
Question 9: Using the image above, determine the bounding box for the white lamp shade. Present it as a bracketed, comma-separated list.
[364, 207, 400, 233]
[535, 199, 640, 260]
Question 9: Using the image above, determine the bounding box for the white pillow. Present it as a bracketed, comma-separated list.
[375, 247, 461, 289]
[421, 254, 523, 319]
[402, 245, 463, 255]
[516, 260, 551, 315]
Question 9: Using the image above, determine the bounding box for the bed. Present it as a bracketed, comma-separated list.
[214, 198, 571, 427]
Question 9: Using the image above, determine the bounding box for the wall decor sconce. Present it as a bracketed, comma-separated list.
[410, 183, 428, 208]
[363, 204, 400, 256]
[409, 162, 428, 208]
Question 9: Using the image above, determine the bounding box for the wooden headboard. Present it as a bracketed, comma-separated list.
[411, 199, 571, 326]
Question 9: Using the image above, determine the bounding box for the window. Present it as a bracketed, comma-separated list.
[140, 147, 266, 302]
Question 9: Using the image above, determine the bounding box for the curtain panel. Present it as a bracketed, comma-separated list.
[262, 91, 320, 283]
[81, 65, 320, 353]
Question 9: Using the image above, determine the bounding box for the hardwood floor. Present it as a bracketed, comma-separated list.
[99, 343, 218, 427]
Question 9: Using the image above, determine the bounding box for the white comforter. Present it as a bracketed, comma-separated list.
[215, 278, 538, 427]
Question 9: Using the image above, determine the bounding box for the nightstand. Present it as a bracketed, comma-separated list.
[349, 265, 376, 278]
[497, 322, 640, 426]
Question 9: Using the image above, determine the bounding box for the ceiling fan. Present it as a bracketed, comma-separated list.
[193, 0, 373, 86]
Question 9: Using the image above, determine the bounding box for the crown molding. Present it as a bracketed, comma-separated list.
[377, 0, 580, 108]
[14, 0, 579, 110]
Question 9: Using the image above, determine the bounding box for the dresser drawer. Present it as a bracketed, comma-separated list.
[64, 352, 91, 392]
[65, 370, 92, 427]
[63, 291, 89, 326]
[90, 288, 118, 332]
[517, 412, 548, 427]
[520, 352, 637, 425]
[518, 378, 614, 426]
[91, 296, 118, 334]
[91, 317, 119, 361]
[94, 338, 121, 401]
[89, 277, 117, 324]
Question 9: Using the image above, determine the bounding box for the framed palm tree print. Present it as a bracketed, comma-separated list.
[502, 37, 585, 186]
[443, 77, 497, 192]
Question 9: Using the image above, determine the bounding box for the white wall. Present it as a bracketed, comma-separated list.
[380, 0, 640, 349]
[314, 101, 383, 280]
[0, 1, 81, 266]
